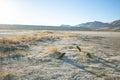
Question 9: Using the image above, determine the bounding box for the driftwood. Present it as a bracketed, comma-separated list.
[76, 46, 81, 52]
[57, 53, 66, 59]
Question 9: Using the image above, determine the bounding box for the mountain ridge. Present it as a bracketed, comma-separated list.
[75, 19, 120, 31]
[0, 19, 120, 31]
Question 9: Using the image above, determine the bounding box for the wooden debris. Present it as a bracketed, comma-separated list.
[57, 53, 66, 59]
[76, 46, 81, 52]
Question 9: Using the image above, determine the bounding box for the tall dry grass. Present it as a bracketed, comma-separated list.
[0, 31, 79, 58]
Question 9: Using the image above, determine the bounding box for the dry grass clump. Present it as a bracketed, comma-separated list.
[38, 47, 59, 58]
[45, 47, 58, 54]
[0, 36, 29, 53]
[37, 30, 54, 34]
[1, 71, 17, 80]
[0, 50, 25, 59]
[45, 47, 66, 59]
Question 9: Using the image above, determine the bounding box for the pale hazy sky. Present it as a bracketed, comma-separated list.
[0, 0, 120, 26]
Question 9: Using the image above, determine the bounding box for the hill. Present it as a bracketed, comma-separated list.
[0, 19, 120, 31]
[75, 20, 120, 31]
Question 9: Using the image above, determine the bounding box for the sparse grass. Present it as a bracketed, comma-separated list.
[104, 76, 120, 80]
[0, 50, 25, 58]
[45, 47, 66, 59]
[37, 30, 54, 34]
[1, 71, 16, 80]
[0, 30, 79, 58]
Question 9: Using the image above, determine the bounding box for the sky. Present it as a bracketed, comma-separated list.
[0, 0, 120, 26]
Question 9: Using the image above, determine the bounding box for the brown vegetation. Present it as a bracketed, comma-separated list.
[45, 47, 58, 54]
[0, 31, 79, 58]
[0, 71, 16, 80]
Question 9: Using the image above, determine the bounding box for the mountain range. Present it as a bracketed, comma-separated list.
[0, 19, 120, 31]
[74, 19, 120, 31]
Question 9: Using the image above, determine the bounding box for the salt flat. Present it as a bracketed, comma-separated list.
[0, 30, 120, 80]
[0, 30, 35, 37]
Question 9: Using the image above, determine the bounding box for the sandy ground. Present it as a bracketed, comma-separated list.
[0, 31, 120, 80]
[0, 30, 35, 37]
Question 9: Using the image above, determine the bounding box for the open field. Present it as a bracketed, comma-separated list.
[0, 30, 120, 80]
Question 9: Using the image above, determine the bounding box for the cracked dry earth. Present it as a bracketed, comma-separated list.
[0, 31, 120, 80]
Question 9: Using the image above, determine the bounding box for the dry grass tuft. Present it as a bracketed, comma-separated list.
[45, 47, 66, 59]
[37, 30, 54, 34]
[1, 71, 16, 80]
[0, 50, 25, 58]
[46, 47, 58, 54]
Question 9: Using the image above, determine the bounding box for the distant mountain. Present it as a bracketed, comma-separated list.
[0, 24, 88, 31]
[99, 20, 120, 31]
[60, 24, 91, 30]
[76, 21, 110, 30]
[75, 20, 120, 31]
[60, 24, 72, 27]
[0, 24, 60, 30]
[110, 20, 120, 26]
[0, 19, 120, 31]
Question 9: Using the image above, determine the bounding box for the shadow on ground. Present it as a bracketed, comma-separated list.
[61, 53, 120, 78]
